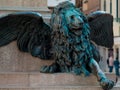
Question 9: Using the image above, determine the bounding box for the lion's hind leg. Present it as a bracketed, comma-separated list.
[88, 58, 115, 90]
[73, 65, 90, 76]
[40, 63, 60, 73]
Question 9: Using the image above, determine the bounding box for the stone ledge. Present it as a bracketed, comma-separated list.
[0, 72, 117, 87]
[0, 0, 47, 7]
[0, 86, 119, 90]
[0, 6, 50, 12]
[0, 7, 51, 23]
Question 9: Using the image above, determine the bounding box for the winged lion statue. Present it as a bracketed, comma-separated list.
[0, 1, 115, 90]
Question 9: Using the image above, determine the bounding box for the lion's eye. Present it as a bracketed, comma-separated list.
[71, 15, 74, 19]
[79, 15, 82, 18]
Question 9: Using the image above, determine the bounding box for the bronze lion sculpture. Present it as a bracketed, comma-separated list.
[40, 1, 114, 90]
[0, 1, 114, 90]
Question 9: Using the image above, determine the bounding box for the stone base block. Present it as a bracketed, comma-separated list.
[0, 72, 117, 87]
[0, 42, 53, 72]
[0, 86, 119, 90]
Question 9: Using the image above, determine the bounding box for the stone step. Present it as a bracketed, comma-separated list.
[0, 7, 51, 16]
[0, 72, 118, 90]
[0, 86, 119, 90]
[0, 7, 51, 23]
[0, 0, 47, 8]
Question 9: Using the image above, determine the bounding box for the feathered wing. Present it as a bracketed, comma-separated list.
[87, 11, 114, 48]
[0, 12, 52, 59]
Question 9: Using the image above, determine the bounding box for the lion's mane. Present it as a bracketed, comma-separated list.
[50, 1, 95, 73]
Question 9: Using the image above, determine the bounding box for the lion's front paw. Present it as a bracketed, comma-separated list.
[40, 63, 59, 73]
[100, 78, 114, 90]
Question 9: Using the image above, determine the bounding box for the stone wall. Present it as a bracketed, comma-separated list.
[0, 0, 51, 22]
[0, 0, 47, 8]
[83, 0, 100, 14]
[0, 0, 49, 16]
[0, 42, 53, 72]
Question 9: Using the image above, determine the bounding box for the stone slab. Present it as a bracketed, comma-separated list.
[0, 42, 53, 72]
[0, 72, 117, 87]
[0, 85, 119, 90]
[0, 73, 29, 87]
[29, 73, 117, 87]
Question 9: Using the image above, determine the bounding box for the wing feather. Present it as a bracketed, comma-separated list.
[0, 12, 52, 59]
[88, 11, 114, 48]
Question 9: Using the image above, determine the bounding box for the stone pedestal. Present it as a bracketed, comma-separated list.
[0, 39, 119, 90]
[0, 42, 53, 72]
[0, 72, 118, 90]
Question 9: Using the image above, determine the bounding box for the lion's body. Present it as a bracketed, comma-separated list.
[40, 2, 115, 90]
[50, 2, 99, 74]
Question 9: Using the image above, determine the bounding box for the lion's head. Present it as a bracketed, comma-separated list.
[51, 1, 90, 36]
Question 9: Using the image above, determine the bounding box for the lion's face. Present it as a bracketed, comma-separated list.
[64, 8, 84, 31]
[51, 2, 87, 36]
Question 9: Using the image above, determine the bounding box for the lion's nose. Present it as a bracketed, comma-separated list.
[72, 15, 84, 25]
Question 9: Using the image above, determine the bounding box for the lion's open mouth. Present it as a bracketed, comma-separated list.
[72, 27, 83, 30]
[70, 27, 83, 35]
[70, 23, 84, 30]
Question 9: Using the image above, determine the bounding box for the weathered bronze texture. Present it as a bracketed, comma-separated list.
[0, 12, 52, 59]
[0, 1, 115, 90]
[40, 1, 114, 90]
